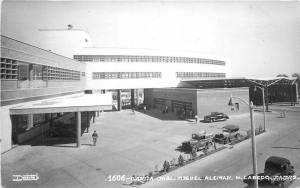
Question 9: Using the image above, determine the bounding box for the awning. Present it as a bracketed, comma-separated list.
[180, 77, 297, 88]
[10, 93, 113, 115]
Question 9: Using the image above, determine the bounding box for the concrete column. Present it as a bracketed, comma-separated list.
[131, 89, 135, 108]
[117, 89, 121, 111]
[76, 112, 81, 148]
[265, 87, 269, 111]
[291, 84, 297, 106]
[296, 83, 299, 103]
[136, 89, 140, 105]
[27, 114, 34, 130]
[93, 111, 95, 123]
[29, 64, 33, 88]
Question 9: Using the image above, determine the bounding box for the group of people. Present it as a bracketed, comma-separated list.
[161, 106, 196, 120]
[131, 105, 147, 114]
[176, 108, 194, 119]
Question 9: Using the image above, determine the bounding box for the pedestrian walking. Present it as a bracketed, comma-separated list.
[92, 130, 99, 146]
[189, 110, 193, 119]
[143, 106, 147, 113]
[165, 105, 168, 113]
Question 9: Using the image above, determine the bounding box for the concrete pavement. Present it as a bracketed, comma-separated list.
[1, 108, 285, 188]
[142, 110, 300, 188]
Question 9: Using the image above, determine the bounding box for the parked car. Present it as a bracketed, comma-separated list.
[192, 131, 214, 141]
[203, 112, 229, 123]
[181, 131, 214, 152]
[243, 156, 295, 187]
[213, 124, 240, 144]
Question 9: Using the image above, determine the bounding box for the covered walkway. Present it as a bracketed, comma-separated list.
[9, 93, 113, 147]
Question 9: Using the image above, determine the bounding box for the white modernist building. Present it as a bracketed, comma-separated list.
[75, 48, 231, 90]
[37, 28, 231, 90]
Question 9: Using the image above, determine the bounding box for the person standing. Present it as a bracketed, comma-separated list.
[195, 114, 199, 124]
[143, 106, 147, 114]
[92, 130, 99, 146]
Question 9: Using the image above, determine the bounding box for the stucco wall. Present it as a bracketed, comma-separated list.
[85, 62, 228, 90]
[1, 36, 86, 106]
[144, 87, 250, 118]
[196, 88, 249, 118]
[144, 88, 198, 112]
[0, 105, 12, 153]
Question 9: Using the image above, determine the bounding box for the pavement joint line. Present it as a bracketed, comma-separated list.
[60, 167, 90, 188]
[111, 150, 155, 171]
[62, 149, 111, 177]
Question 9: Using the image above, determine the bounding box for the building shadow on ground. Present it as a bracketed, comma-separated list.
[19, 133, 77, 148]
[136, 108, 196, 122]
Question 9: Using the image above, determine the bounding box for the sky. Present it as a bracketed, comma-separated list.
[1, 0, 300, 77]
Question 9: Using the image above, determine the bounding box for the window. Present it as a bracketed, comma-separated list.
[32, 64, 43, 80]
[18, 62, 29, 81]
[92, 72, 162, 79]
[176, 72, 226, 78]
[73, 55, 226, 66]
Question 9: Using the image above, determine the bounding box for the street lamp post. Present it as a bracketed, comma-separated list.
[228, 96, 258, 188]
[254, 86, 266, 132]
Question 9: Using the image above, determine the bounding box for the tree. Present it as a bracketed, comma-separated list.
[292, 73, 300, 95]
[276, 74, 288, 77]
[178, 154, 184, 166]
[67, 24, 73, 30]
[292, 73, 300, 79]
[163, 160, 170, 172]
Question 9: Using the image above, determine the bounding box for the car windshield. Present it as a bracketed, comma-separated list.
[223, 128, 231, 133]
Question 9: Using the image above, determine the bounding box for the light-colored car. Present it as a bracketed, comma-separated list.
[214, 124, 240, 144]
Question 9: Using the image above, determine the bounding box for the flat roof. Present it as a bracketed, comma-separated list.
[181, 77, 297, 82]
[10, 94, 113, 115]
[0, 35, 85, 65]
[75, 47, 227, 61]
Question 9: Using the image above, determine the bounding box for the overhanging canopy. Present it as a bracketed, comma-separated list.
[180, 77, 297, 88]
[10, 94, 113, 115]
[246, 77, 297, 87]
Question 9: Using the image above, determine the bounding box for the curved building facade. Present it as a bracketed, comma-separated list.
[36, 28, 231, 90]
[74, 49, 231, 90]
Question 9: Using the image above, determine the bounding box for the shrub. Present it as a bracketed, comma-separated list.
[178, 154, 184, 166]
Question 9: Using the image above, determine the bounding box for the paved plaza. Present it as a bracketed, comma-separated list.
[1, 105, 299, 188]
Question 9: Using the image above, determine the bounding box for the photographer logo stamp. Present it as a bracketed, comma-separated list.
[12, 173, 39, 182]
